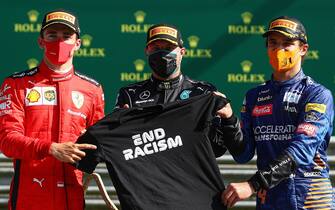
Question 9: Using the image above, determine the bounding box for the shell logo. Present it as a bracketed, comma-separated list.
[27, 89, 40, 103]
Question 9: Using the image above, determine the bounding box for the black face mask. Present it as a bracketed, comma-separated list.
[148, 50, 178, 78]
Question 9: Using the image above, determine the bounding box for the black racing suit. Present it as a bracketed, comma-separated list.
[115, 74, 244, 157]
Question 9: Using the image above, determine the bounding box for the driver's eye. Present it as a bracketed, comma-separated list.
[45, 34, 58, 41]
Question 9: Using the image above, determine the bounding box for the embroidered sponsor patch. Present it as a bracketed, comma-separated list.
[139, 90, 150, 100]
[0, 84, 11, 96]
[44, 90, 56, 102]
[258, 89, 270, 95]
[25, 87, 57, 106]
[26, 89, 41, 103]
[11, 68, 38, 78]
[296, 123, 317, 136]
[0, 100, 11, 110]
[283, 91, 302, 104]
[67, 109, 87, 119]
[0, 83, 12, 114]
[180, 90, 191, 100]
[57, 181, 65, 188]
[257, 95, 272, 102]
[304, 112, 320, 122]
[252, 104, 273, 117]
[284, 105, 298, 113]
[72, 91, 84, 109]
[305, 103, 326, 113]
[135, 99, 154, 104]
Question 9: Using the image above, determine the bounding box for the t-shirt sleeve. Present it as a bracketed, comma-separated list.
[74, 131, 105, 174]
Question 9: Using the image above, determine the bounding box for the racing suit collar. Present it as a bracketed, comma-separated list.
[271, 69, 305, 87]
[151, 74, 184, 90]
[39, 60, 74, 82]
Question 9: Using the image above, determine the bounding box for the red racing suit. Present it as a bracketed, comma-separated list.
[0, 61, 105, 210]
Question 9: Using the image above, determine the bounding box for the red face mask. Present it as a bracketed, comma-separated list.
[43, 40, 76, 65]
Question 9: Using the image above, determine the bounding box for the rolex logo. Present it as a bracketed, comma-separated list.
[241, 60, 252, 73]
[241, 12, 253, 25]
[228, 12, 264, 35]
[134, 10, 146, 23]
[27, 10, 39, 23]
[27, 58, 38, 69]
[305, 50, 319, 60]
[134, 59, 145, 72]
[75, 34, 105, 58]
[14, 9, 41, 33]
[121, 58, 150, 82]
[188, 36, 200, 48]
[227, 60, 265, 83]
[121, 10, 152, 33]
[81, 34, 93, 47]
[184, 35, 212, 59]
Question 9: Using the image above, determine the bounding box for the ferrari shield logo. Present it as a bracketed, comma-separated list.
[72, 91, 84, 109]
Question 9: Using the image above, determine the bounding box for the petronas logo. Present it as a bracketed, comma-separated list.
[27, 58, 38, 69]
[241, 12, 253, 25]
[27, 10, 39, 23]
[241, 60, 253, 73]
[188, 36, 200, 48]
[81, 34, 93, 47]
[134, 59, 145, 72]
[134, 11, 146, 23]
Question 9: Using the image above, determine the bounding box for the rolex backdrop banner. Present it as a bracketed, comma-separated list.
[0, 0, 333, 114]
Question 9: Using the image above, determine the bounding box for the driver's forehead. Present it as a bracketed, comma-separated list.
[43, 24, 75, 35]
[267, 32, 293, 42]
[147, 40, 177, 49]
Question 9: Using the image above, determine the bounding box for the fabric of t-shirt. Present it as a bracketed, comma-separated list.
[76, 94, 228, 210]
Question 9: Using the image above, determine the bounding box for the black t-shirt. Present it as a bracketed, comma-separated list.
[76, 94, 228, 210]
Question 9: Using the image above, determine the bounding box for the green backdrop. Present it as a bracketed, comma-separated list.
[1, 0, 334, 114]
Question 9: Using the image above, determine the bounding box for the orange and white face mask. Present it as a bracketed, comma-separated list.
[268, 47, 301, 72]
